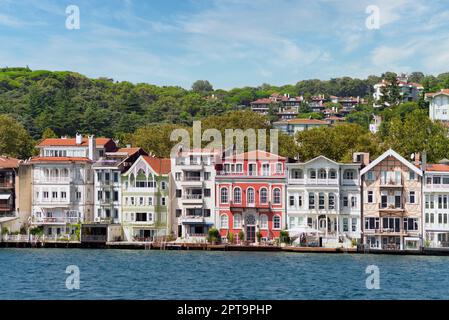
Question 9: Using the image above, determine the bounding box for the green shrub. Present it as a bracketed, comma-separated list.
[280, 230, 290, 244]
[238, 230, 245, 241]
[208, 227, 220, 243]
[227, 232, 235, 244]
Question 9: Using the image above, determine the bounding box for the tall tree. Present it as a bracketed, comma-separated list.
[0, 115, 34, 158]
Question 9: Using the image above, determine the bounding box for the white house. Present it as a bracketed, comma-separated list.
[170, 148, 221, 242]
[286, 155, 362, 248]
[29, 134, 117, 238]
[426, 89, 449, 123]
[423, 163, 449, 248]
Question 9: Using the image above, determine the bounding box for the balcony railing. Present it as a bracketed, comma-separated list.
[380, 179, 402, 187]
[0, 182, 13, 188]
[81, 235, 107, 242]
[183, 194, 203, 200]
[184, 176, 201, 181]
[33, 217, 80, 223]
[379, 203, 404, 210]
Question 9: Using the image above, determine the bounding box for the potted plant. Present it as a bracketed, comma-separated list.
[256, 231, 263, 244]
[227, 232, 235, 244]
[208, 227, 220, 244]
[280, 230, 290, 246]
[238, 230, 245, 244]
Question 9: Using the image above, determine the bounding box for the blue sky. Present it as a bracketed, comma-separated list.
[1, 0, 449, 89]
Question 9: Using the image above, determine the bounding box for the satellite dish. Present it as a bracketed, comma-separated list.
[411, 153, 415, 160]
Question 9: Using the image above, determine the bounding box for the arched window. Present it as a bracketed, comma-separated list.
[220, 187, 228, 204]
[319, 192, 325, 209]
[273, 188, 281, 204]
[51, 169, 59, 180]
[233, 187, 241, 204]
[329, 169, 337, 180]
[247, 188, 255, 204]
[61, 168, 69, 178]
[220, 214, 229, 229]
[309, 169, 316, 179]
[259, 188, 268, 204]
[318, 169, 327, 179]
[262, 163, 270, 176]
[260, 214, 268, 229]
[44, 169, 50, 178]
[329, 193, 335, 210]
[273, 215, 281, 229]
[291, 169, 303, 179]
[233, 214, 242, 229]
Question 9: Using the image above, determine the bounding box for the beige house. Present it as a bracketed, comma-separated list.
[360, 149, 422, 251]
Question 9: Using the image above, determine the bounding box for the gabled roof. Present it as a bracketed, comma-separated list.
[116, 147, 147, 157]
[142, 156, 171, 175]
[38, 137, 114, 147]
[123, 155, 171, 176]
[360, 149, 422, 176]
[0, 156, 20, 169]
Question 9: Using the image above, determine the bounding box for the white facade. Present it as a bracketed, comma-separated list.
[31, 162, 94, 237]
[423, 167, 449, 248]
[286, 156, 361, 247]
[30, 134, 115, 238]
[93, 166, 122, 224]
[170, 149, 219, 242]
[426, 90, 449, 122]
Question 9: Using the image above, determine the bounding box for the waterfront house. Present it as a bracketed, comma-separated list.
[84, 147, 148, 244]
[215, 150, 286, 243]
[121, 155, 170, 242]
[170, 148, 220, 242]
[423, 162, 449, 248]
[286, 155, 361, 247]
[273, 118, 329, 136]
[425, 89, 449, 124]
[29, 134, 117, 238]
[0, 157, 20, 235]
[360, 149, 422, 250]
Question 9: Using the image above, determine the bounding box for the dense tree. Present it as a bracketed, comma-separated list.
[191, 80, 213, 94]
[295, 123, 383, 162]
[0, 115, 34, 158]
[382, 110, 449, 163]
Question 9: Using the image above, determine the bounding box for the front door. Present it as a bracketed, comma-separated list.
[246, 226, 256, 242]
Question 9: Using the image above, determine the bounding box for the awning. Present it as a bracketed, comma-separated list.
[0, 194, 11, 200]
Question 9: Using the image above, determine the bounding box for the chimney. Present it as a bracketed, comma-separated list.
[75, 133, 82, 145]
[88, 135, 96, 160]
[414, 152, 420, 167]
[353, 152, 370, 166]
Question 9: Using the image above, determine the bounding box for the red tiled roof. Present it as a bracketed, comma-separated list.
[117, 148, 143, 156]
[30, 157, 92, 163]
[275, 118, 329, 125]
[251, 98, 274, 105]
[142, 156, 171, 175]
[426, 164, 449, 172]
[425, 89, 449, 98]
[38, 137, 113, 147]
[0, 156, 20, 168]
